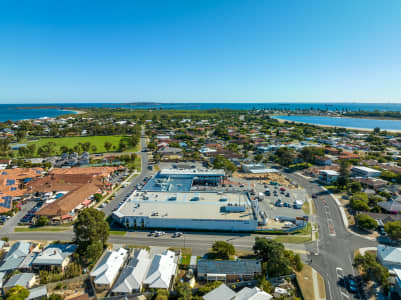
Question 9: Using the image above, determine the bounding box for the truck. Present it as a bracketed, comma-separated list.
[258, 192, 264, 201]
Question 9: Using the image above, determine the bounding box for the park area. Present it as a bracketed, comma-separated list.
[24, 135, 140, 156]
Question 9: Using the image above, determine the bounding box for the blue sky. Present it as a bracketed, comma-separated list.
[1, 0, 401, 103]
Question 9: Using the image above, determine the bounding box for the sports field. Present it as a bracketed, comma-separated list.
[26, 135, 139, 154]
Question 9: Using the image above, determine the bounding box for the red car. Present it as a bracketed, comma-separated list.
[280, 187, 286, 192]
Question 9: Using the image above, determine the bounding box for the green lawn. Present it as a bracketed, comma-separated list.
[180, 255, 191, 265]
[273, 235, 312, 244]
[110, 230, 127, 236]
[14, 227, 67, 232]
[25, 135, 140, 155]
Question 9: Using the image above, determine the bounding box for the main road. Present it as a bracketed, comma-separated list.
[286, 172, 377, 300]
[1, 230, 308, 257]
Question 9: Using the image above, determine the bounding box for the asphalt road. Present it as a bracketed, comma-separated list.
[286, 172, 377, 300]
[0, 201, 36, 234]
[101, 127, 152, 217]
[1, 230, 308, 256]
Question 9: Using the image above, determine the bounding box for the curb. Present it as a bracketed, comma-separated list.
[321, 187, 376, 241]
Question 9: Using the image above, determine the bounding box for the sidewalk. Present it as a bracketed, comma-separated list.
[296, 264, 326, 300]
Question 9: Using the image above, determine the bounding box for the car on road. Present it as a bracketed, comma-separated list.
[345, 275, 358, 293]
[275, 200, 283, 207]
[312, 194, 317, 198]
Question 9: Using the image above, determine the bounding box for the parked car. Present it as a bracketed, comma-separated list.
[345, 275, 358, 293]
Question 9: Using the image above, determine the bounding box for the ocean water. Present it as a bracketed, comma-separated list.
[274, 115, 401, 131]
[3, 102, 401, 123]
[0, 105, 75, 122]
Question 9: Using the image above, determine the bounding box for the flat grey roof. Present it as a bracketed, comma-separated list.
[117, 191, 254, 221]
[159, 168, 225, 176]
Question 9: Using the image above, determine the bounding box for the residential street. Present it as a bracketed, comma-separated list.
[286, 172, 378, 300]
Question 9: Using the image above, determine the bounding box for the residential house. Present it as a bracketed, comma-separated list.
[354, 177, 387, 190]
[351, 166, 381, 178]
[32, 243, 77, 271]
[202, 283, 272, 300]
[159, 147, 183, 160]
[314, 156, 332, 166]
[90, 248, 128, 290]
[377, 245, 401, 271]
[0, 241, 32, 272]
[143, 250, 177, 290]
[318, 170, 339, 184]
[3, 273, 36, 293]
[111, 249, 151, 294]
[27, 286, 48, 300]
[197, 259, 262, 282]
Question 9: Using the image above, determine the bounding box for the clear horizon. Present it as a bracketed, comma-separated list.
[1, 1, 401, 103]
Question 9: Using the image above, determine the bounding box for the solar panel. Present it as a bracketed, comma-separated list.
[6, 179, 15, 186]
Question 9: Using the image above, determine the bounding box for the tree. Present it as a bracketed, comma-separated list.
[15, 130, 26, 142]
[349, 181, 362, 193]
[47, 294, 63, 300]
[155, 289, 169, 300]
[350, 192, 370, 212]
[176, 282, 193, 300]
[104, 141, 112, 152]
[354, 252, 389, 286]
[356, 214, 377, 231]
[337, 160, 350, 188]
[36, 216, 48, 227]
[212, 241, 235, 259]
[212, 156, 237, 174]
[253, 237, 292, 277]
[258, 277, 273, 294]
[197, 281, 222, 295]
[254, 154, 263, 162]
[93, 193, 103, 202]
[275, 147, 295, 167]
[384, 221, 401, 240]
[374, 127, 381, 134]
[73, 208, 109, 265]
[6, 285, 29, 300]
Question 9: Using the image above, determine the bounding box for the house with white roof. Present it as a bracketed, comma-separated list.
[203, 283, 272, 300]
[111, 249, 151, 294]
[3, 273, 36, 293]
[143, 250, 177, 290]
[90, 248, 128, 290]
[377, 245, 401, 271]
[0, 241, 32, 272]
[32, 243, 77, 271]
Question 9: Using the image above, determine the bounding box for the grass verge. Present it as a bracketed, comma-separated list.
[273, 235, 312, 244]
[110, 230, 127, 236]
[14, 227, 67, 232]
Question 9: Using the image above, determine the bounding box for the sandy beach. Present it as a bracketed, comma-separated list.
[272, 115, 401, 133]
[63, 109, 87, 115]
